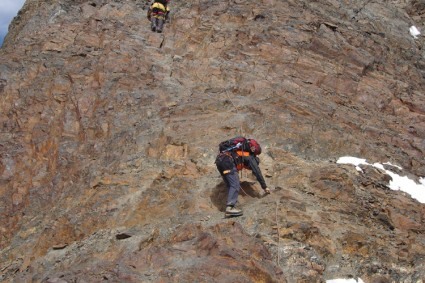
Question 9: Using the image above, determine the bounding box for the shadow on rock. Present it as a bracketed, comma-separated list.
[210, 181, 262, 212]
[210, 181, 228, 212]
[239, 181, 262, 198]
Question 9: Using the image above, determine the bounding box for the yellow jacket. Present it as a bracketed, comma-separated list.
[151, 2, 170, 12]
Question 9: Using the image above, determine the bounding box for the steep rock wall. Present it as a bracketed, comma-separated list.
[0, 0, 424, 282]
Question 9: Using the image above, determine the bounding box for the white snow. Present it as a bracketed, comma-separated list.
[337, 156, 425, 204]
[410, 26, 421, 39]
[337, 156, 366, 172]
[327, 278, 365, 283]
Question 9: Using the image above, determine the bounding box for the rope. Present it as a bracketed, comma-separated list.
[223, 91, 249, 194]
[276, 200, 281, 267]
[239, 185, 248, 196]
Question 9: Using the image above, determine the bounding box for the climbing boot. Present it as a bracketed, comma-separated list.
[225, 206, 243, 217]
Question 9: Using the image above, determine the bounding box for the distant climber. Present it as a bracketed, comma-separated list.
[215, 137, 270, 217]
[147, 0, 170, 33]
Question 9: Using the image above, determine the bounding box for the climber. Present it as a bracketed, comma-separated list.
[147, 0, 170, 33]
[215, 137, 270, 217]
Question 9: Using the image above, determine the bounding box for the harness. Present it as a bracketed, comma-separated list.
[235, 150, 250, 171]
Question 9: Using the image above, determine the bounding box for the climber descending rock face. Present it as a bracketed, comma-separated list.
[147, 0, 170, 33]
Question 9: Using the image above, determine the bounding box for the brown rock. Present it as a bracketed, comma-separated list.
[1, 0, 425, 282]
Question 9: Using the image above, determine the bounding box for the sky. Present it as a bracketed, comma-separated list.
[0, 0, 26, 46]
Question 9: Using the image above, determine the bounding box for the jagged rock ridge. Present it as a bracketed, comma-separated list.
[0, 0, 424, 282]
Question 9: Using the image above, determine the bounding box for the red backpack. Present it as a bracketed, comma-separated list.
[218, 137, 262, 155]
[248, 139, 261, 155]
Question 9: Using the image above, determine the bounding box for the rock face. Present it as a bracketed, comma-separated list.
[0, 0, 424, 282]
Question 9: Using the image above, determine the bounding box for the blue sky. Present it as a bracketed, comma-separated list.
[0, 0, 26, 46]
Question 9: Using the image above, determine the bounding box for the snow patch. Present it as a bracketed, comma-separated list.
[410, 26, 420, 39]
[327, 278, 365, 283]
[337, 156, 425, 204]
